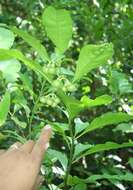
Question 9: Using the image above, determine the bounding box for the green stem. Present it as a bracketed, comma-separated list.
[28, 81, 45, 138]
[63, 119, 75, 190]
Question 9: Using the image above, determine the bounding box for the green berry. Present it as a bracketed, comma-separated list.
[43, 67, 48, 73]
[65, 80, 71, 85]
[55, 97, 60, 104]
[52, 102, 57, 107]
[68, 84, 76, 92]
[47, 64, 51, 68]
[40, 97, 46, 103]
[62, 86, 67, 92]
[53, 80, 61, 88]
[48, 67, 56, 74]
[46, 99, 53, 106]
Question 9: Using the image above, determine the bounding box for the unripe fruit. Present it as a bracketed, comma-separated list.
[52, 102, 57, 107]
[62, 86, 67, 92]
[62, 79, 76, 92]
[53, 80, 61, 88]
[40, 93, 60, 108]
[43, 64, 57, 75]
[55, 97, 60, 104]
[48, 67, 56, 74]
[40, 97, 46, 103]
[47, 64, 51, 68]
[46, 99, 53, 106]
[43, 67, 48, 73]
[67, 84, 76, 92]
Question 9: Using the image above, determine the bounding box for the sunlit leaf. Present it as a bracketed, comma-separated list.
[0, 59, 21, 82]
[74, 43, 114, 81]
[0, 49, 52, 84]
[81, 95, 112, 108]
[12, 27, 50, 61]
[42, 6, 73, 53]
[0, 92, 10, 126]
[0, 27, 14, 49]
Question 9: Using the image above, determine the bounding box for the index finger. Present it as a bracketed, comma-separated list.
[31, 125, 52, 166]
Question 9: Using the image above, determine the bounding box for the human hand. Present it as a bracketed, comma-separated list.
[0, 125, 52, 190]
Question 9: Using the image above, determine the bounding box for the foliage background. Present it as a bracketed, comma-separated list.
[0, 0, 133, 190]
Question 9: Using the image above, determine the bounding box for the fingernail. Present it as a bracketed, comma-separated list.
[45, 142, 49, 150]
[10, 144, 19, 150]
[44, 125, 51, 131]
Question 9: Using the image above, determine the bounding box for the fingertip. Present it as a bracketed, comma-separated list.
[43, 125, 52, 132]
[41, 125, 52, 138]
[31, 125, 52, 164]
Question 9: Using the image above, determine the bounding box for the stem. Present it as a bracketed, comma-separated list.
[28, 97, 39, 137]
[63, 119, 75, 190]
[28, 81, 45, 138]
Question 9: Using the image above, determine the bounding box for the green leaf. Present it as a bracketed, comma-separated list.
[0, 49, 52, 84]
[68, 172, 133, 185]
[75, 141, 133, 161]
[3, 130, 26, 143]
[81, 95, 112, 108]
[74, 43, 114, 81]
[11, 116, 27, 129]
[0, 27, 14, 49]
[48, 149, 68, 171]
[109, 70, 133, 95]
[0, 49, 24, 60]
[0, 132, 8, 141]
[74, 118, 89, 135]
[80, 112, 133, 137]
[0, 59, 21, 82]
[128, 158, 133, 169]
[57, 91, 84, 119]
[12, 27, 50, 61]
[0, 92, 10, 126]
[20, 73, 34, 96]
[42, 6, 73, 53]
[51, 122, 69, 134]
[113, 123, 133, 133]
[109, 179, 126, 190]
[73, 183, 87, 190]
[12, 89, 29, 114]
[74, 143, 92, 158]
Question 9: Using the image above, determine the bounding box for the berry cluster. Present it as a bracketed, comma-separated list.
[53, 77, 76, 92]
[40, 93, 60, 108]
[43, 64, 58, 75]
[42, 63, 77, 108]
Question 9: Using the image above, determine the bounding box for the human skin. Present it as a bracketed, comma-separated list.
[0, 125, 52, 190]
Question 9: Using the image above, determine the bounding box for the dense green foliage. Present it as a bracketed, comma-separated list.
[0, 1, 133, 189]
